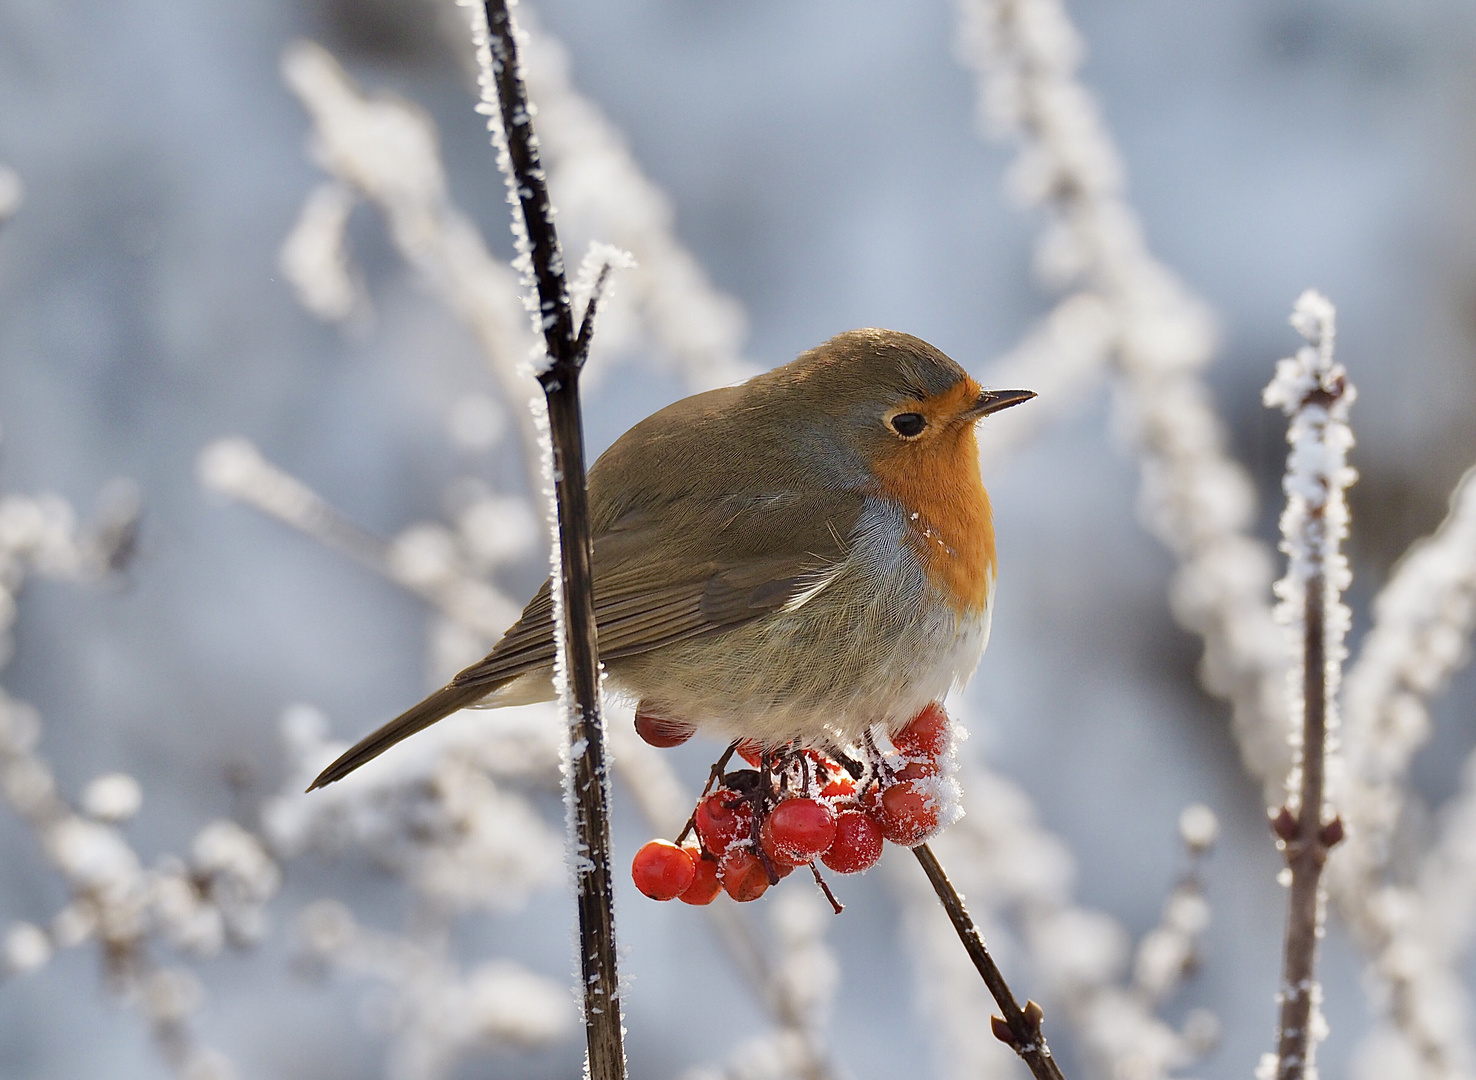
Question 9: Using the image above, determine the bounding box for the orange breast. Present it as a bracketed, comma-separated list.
[870, 381, 997, 616]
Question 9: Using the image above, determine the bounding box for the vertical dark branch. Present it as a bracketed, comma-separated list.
[913, 844, 1067, 1080]
[480, 4, 625, 1078]
[1273, 569, 1329, 1080]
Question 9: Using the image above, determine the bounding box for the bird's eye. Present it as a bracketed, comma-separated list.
[889, 412, 926, 438]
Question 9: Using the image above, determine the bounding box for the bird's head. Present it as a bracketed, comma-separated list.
[763, 328, 1034, 486]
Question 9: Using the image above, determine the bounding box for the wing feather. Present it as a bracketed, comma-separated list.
[451, 490, 862, 691]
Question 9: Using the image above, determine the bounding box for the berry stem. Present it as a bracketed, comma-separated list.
[913, 844, 1066, 1080]
[809, 863, 844, 915]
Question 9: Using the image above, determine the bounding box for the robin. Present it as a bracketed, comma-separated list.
[309, 328, 1032, 790]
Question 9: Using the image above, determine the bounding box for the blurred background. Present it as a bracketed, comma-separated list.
[2, 0, 1475, 1077]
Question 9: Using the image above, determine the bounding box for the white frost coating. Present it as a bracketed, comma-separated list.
[80, 772, 143, 822]
[1264, 289, 1355, 822]
[514, 13, 756, 390]
[0, 477, 266, 1077]
[1178, 803, 1219, 853]
[1334, 463, 1476, 1079]
[278, 180, 365, 323]
[280, 39, 546, 493]
[2, 921, 51, 974]
[458, 0, 550, 369]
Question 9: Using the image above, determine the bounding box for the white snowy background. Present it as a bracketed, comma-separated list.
[2, 1, 1476, 1079]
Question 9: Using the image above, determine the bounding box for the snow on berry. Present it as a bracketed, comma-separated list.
[821, 808, 884, 873]
[863, 780, 940, 847]
[694, 787, 754, 857]
[891, 702, 949, 758]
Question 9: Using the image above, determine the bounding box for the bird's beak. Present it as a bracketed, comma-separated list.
[964, 388, 1036, 420]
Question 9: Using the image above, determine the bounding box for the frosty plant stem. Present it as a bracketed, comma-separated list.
[1262, 291, 1355, 1080]
[473, 2, 626, 1077]
[913, 844, 1066, 1080]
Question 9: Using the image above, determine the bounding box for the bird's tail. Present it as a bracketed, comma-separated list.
[307, 682, 494, 791]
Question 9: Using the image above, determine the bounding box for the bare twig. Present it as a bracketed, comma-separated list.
[913, 843, 1067, 1080]
[469, 1, 625, 1075]
[1262, 292, 1354, 1080]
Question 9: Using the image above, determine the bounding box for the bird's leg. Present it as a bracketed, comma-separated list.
[859, 728, 885, 799]
[799, 750, 812, 797]
[755, 748, 782, 885]
[824, 742, 864, 780]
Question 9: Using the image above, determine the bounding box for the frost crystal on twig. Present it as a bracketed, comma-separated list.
[1261, 290, 1355, 1080]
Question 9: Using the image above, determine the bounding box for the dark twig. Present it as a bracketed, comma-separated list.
[913, 844, 1066, 1080]
[477, 3, 624, 1077]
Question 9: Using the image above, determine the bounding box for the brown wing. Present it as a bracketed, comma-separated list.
[450, 489, 862, 691]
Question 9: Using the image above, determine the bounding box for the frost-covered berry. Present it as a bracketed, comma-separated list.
[892, 702, 949, 758]
[762, 798, 836, 863]
[821, 808, 884, 873]
[631, 840, 695, 901]
[718, 850, 770, 902]
[864, 781, 939, 847]
[694, 788, 753, 857]
[678, 851, 722, 905]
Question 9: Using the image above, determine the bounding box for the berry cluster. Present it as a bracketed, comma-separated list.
[629, 702, 959, 911]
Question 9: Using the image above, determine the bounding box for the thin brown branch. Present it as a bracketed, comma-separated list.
[479, 3, 625, 1077]
[913, 844, 1066, 1080]
[1273, 571, 1335, 1080]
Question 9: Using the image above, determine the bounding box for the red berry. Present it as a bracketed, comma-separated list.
[719, 849, 770, 902]
[892, 703, 949, 759]
[765, 798, 837, 863]
[631, 840, 696, 900]
[679, 851, 722, 905]
[821, 808, 884, 873]
[695, 789, 754, 857]
[759, 816, 804, 868]
[863, 781, 939, 847]
[635, 708, 696, 748]
[736, 740, 766, 767]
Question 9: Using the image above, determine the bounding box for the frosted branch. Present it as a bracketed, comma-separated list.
[898, 752, 1213, 1080]
[1334, 464, 1476, 1079]
[197, 436, 522, 640]
[955, 0, 1290, 798]
[296, 899, 575, 1080]
[280, 39, 547, 497]
[464, 2, 625, 1075]
[1260, 290, 1354, 1080]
